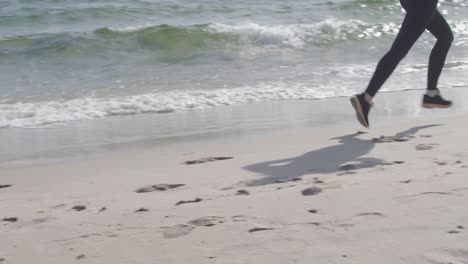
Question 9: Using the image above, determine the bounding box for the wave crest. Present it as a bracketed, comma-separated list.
[0, 19, 402, 58]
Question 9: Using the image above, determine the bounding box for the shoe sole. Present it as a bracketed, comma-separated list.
[422, 103, 452, 109]
[350, 96, 369, 128]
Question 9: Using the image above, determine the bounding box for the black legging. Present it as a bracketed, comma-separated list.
[365, 0, 453, 97]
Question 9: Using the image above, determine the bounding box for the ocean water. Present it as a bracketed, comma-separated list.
[1, 0, 468, 128]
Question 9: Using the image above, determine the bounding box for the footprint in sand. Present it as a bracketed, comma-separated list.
[356, 212, 385, 217]
[188, 216, 224, 227]
[416, 144, 433, 151]
[448, 225, 467, 234]
[273, 177, 302, 184]
[135, 208, 149, 213]
[175, 198, 203, 206]
[135, 184, 185, 193]
[373, 136, 410, 143]
[2, 217, 18, 223]
[273, 178, 302, 189]
[276, 184, 297, 191]
[163, 215, 278, 238]
[32, 216, 53, 224]
[231, 215, 250, 222]
[302, 187, 323, 196]
[380, 160, 406, 166]
[163, 217, 225, 239]
[399, 191, 455, 199]
[248, 227, 275, 233]
[183, 157, 233, 165]
[236, 190, 250, 195]
[72, 205, 86, 212]
[162, 224, 196, 239]
[50, 204, 67, 209]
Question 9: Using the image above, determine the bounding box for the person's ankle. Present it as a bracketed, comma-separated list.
[426, 89, 439, 97]
[364, 93, 374, 105]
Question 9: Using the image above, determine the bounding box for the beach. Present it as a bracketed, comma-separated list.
[3, 0, 468, 262]
[2, 90, 468, 263]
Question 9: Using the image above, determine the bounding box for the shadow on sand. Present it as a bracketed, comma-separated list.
[243, 124, 441, 186]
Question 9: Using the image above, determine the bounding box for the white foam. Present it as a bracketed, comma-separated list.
[207, 19, 398, 48]
[0, 81, 360, 128]
[107, 23, 157, 33]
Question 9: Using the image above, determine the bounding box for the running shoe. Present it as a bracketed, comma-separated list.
[350, 93, 371, 128]
[422, 91, 452, 108]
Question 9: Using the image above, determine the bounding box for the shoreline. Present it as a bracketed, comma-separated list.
[1, 86, 468, 167]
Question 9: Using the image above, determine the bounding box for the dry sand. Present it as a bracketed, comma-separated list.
[1, 114, 468, 263]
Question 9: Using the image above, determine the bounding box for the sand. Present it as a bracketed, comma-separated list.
[1, 112, 468, 263]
